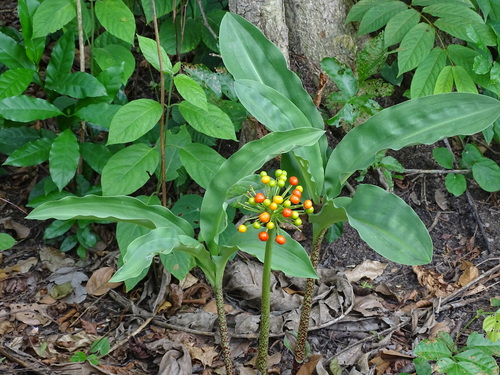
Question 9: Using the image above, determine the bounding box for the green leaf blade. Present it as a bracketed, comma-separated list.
[472, 158, 500, 192]
[49, 129, 80, 191]
[384, 8, 420, 47]
[434, 66, 454, 94]
[334, 185, 432, 265]
[358, 1, 407, 35]
[179, 143, 225, 189]
[101, 144, 159, 196]
[398, 23, 435, 76]
[137, 35, 172, 73]
[174, 74, 208, 111]
[95, 0, 135, 44]
[108, 99, 163, 144]
[324, 93, 500, 198]
[3, 138, 52, 166]
[0, 95, 63, 122]
[410, 47, 447, 98]
[0, 68, 33, 99]
[32, 0, 76, 38]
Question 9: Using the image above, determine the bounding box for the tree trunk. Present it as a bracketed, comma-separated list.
[229, 0, 357, 93]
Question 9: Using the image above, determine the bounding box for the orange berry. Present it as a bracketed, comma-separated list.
[290, 195, 300, 205]
[254, 193, 265, 203]
[289, 176, 299, 185]
[292, 189, 302, 198]
[275, 235, 286, 245]
[303, 200, 313, 209]
[282, 208, 292, 217]
[259, 212, 271, 223]
[258, 231, 269, 241]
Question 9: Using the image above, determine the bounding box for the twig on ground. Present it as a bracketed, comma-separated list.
[404, 169, 469, 175]
[465, 190, 493, 256]
[0, 344, 52, 375]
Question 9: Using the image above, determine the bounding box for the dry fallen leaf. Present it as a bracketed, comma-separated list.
[297, 354, 323, 375]
[39, 246, 75, 272]
[10, 303, 50, 325]
[458, 260, 479, 287]
[3, 219, 30, 239]
[188, 344, 219, 367]
[86, 267, 122, 296]
[345, 260, 387, 283]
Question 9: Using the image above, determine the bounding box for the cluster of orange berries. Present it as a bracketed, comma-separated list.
[237, 170, 314, 245]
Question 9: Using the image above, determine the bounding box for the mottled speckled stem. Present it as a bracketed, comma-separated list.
[214, 277, 234, 375]
[257, 228, 276, 374]
[292, 227, 327, 374]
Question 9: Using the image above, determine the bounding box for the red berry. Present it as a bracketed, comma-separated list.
[258, 231, 269, 241]
[275, 235, 286, 245]
[282, 208, 292, 217]
[292, 189, 302, 198]
[255, 193, 265, 203]
[290, 195, 300, 205]
[289, 176, 299, 186]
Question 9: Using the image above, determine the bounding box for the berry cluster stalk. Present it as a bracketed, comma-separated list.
[292, 227, 328, 374]
[214, 275, 235, 375]
[257, 227, 276, 374]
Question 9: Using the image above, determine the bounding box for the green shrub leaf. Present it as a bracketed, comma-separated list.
[321, 57, 358, 98]
[179, 143, 225, 189]
[411, 47, 447, 98]
[434, 66, 454, 94]
[179, 101, 237, 141]
[102, 144, 159, 196]
[141, 0, 173, 24]
[3, 138, 52, 166]
[0, 68, 33, 99]
[466, 331, 500, 355]
[472, 158, 500, 192]
[445, 173, 467, 196]
[49, 129, 79, 191]
[398, 23, 435, 76]
[0, 233, 16, 251]
[432, 147, 454, 169]
[358, 1, 407, 35]
[48, 72, 108, 98]
[0, 32, 35, 71]
[0, 95, 63, 121]
[95, 0, 135, 44]
[80, 143, 113, 174]
[159, 17, 201, 54]
[384, 8, 421, 47]
[174, 74, 208, 111]
[92, 44, 136, 84]
[137, 35, 172, 74]
[452, 65, 478, 93]
[46, 32, 74, 85]
[108, 99, 163, 144]
[32, 0, 76, 38]
[346, 0, 396, 23]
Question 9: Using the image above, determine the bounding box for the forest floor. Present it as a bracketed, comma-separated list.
[1, 3, 499, 375]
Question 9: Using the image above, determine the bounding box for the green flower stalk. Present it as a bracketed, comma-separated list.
[237, 169, 314, 374]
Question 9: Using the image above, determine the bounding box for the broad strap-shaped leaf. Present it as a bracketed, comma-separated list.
[220, 13, 323, 131]
[309, 200, 348, 241]
[452, 65, 478, 93]
[0, 95, 63, 122]
[384, 8, 420, 47]
[0, 32, 35, 70]
[48, 72, 108, 98]
[174, 74, 208, 111]
[49, 129, 79, 191]
[32, 0, 76, 38]
[27, 195, 194, 236]
[200, 128, 324, 255]
[179, 101, 237, 141]
[398, 23, 435, 76]
[108, 99, 163, 144]
[179, 143, 225, 189]
[95, 0, 135, 44]
[111, 227, 203, 282]
[3, 137, 52, 166]
[346, 0, 397, 23]
[226, 227, 317, 279]
[160, 251, 197, 282]
[333, 185, 432, 265]
[137, 35, 173, 74]
[46, 31, 74, 85]
[410, 47, 447, 98]
[102, 143, 159, 195]
[358, 1, 407, 35]
[324, 93, 500, 197]
[0, 68, 33, 99]
[233, 79, 324, 199]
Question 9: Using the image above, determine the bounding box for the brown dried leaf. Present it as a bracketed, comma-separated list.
[86, 267, 122, 296]
[11, 303, 50, 325]
[345, 260, 387, 282]
[80, 319, 97, 335]
[3, 219, 30, 239]
[39, 246, 75, 272]
[458, 260, 479, 287]
[4, 257, 38, 274]
[412, 265, 457, 297]
[188, 345, 218, 367]
[297, 354, 323, 375]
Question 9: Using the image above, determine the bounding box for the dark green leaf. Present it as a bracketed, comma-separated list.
[43, 219, 75, 239]
[321, 57, 358, 98]
[75, 103, 121, 129]
[95, 0, 135, 44]
[171, 194, 203, 229]
[384, 8, 420, 47]
[411, 47, 447, 98]
[174, 74, 208, 110]
[46, 32, 74, 85]
[80, 143, 113, 174]
[445, 173, 466, 196]
[0, 95, 63, 122]
[0, 68, 33, 99]
[159, 17, 201, 54]
[3, 137, 52, 166]
[49, 129, 80, 191]
[49, 72, 108, 98]
[160, 251, 196, 281]
[32, 0, 76, 37]
[0, 233, 16, 251]
[141, 0, 173, 24]
[358, 1, 407, 35]
[432, 147, 454, 169]
[398, 23, 435, 76]
[0, 32, 35, 70]
[179, 143, 225, 189]
[346, 0, 397, 23]
[472, 158, 500, 192]
[92, 44, 136, 84]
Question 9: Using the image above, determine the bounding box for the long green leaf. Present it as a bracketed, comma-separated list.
[334, 185, 432, 265]
[93, 44, 136, 84]
[384, 8, 420, 47]
[200, 128, 324, 255]
[137, 35, 173, 74]
[46, 31, 74, 85]
[324, 93, 500, 197]
[358, 1, 407, 35]
[346, 0, 397, 23]
[452, 66, 478, 93]
[49, 72, 108, 98]
[27, 195, 194, 236]
[219, 13, 323, 131]
[3, 137, 52, 166]
[0, 95, 63, 121]
[49, 129, 79, 191]
[434, 66, 454, 94]
[0, 32, 35, 70]
[102, 144, 159, 196]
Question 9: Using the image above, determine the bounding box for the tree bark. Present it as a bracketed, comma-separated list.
[229, 0, 357, 92]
